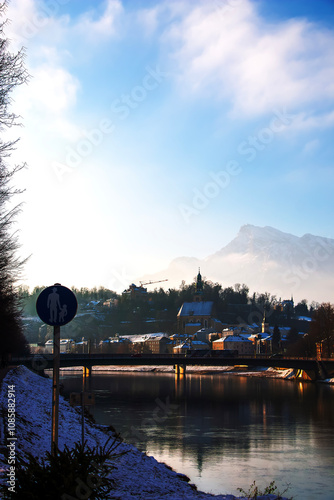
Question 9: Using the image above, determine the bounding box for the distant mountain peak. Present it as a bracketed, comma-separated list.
[139, 225, 334, 302]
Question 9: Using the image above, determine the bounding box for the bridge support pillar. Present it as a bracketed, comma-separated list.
[83, 366, 92, 390]
[174, 364, 186, 377]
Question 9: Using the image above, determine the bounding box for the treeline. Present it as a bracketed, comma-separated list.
[19, 279, 315, 339]
[18, 285, 118, 316]
[18, 280, 319, 323]
[7, 279, 334, 358]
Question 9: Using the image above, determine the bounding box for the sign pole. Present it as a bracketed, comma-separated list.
[81, 390, 85, 446]
[51, 324, 60, 456]
[36, 283, 78, 457]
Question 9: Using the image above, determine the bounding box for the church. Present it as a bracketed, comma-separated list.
[177, 269, 222, 335]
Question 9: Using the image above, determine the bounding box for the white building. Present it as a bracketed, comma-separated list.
[44, 339, 73, 354]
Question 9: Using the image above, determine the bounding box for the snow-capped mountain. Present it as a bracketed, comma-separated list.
[139, 225, 334, 303]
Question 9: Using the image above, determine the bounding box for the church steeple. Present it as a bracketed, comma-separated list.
[262, 310, 269, 334]
[194, 268, 203, 302]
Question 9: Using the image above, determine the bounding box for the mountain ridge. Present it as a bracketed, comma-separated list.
[138, 225, 334, 303]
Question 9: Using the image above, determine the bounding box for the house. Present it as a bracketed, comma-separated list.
[212, 334, 254, 355]
[173, 339, 209, 355]
[249, 333, 272, 355]
[194, 327, 217, 343]
[102, 298, 119, 308]
[44, 338, 73, 354]
[146, 335, 171, 354]
[99, 338, 131, 354]
[122, 283, 148, 300]
[173, 342, 192, 355]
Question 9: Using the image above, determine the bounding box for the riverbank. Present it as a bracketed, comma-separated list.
[58, 365, 297, 377]
[56, 364, 334, 383]
[0, 366, 291, 499]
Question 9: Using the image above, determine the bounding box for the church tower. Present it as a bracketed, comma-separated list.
[262, 310, 269, 334]
[194, 268, 203, 302]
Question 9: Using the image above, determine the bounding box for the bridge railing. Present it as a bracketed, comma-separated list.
[11, 353, 329, 362]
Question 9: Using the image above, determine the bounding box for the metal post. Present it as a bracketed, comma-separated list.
[81, 391, 85, 446]
[51, 325, 60, 456]
[82, 366, 87, 446]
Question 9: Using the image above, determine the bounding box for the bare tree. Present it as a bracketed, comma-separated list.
[0, 1, 29, 360]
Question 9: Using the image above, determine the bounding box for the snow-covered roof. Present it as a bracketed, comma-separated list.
[248, 333, 272, 340]
[213, 335, 252, 343]
[174, 343, 191, 349]
[86, 300, 101, 306]
[178, 301, 214, 317]
[196, 327, 216, 333]
[119, 333, 168, 343]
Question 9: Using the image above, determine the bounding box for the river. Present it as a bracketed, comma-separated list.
[61, 371, 334, 499]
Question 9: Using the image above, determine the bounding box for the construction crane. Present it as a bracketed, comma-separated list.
[139, 279, 168, 287]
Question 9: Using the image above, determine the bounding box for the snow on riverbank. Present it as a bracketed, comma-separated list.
[0, 366, 290, 499]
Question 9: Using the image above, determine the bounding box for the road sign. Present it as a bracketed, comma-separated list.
[36, 284, 78, 326]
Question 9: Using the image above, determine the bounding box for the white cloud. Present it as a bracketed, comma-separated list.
[19, 64, 79, 114]
[6, 0, 70, 48]
[74, 0, 123, 39]
[165, 0, 334, 119]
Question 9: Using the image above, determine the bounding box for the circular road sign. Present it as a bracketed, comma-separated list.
[36, 284, 78, 326]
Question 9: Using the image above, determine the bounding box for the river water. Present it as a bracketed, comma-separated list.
[61, 371, 334, 499]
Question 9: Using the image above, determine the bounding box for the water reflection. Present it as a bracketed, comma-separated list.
[61, 371, 334, 499]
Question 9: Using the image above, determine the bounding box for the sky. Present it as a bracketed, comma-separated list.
[4, 0, 334, 293]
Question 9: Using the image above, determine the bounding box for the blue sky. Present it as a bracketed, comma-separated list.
[5, 0, 334, 292]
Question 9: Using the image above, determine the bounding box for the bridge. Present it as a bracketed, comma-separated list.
[11, 353, 334, 381]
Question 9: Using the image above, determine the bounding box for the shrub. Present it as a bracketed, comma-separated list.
[1, 437, 126, 499]
[237, 480, 292, 500]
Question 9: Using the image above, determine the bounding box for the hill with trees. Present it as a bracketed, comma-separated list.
[18, 277, 333, 358]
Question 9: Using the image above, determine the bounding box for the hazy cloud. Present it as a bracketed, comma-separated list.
[74, 0, 123, 40]
[165, 0, 334, 120]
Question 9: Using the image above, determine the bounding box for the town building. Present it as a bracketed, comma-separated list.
[194, 327, 219, 343]
[146, 335, 171, 354]
[122, 283, 148, 300]
[99, 338, 131, 354]
[177, 269, 222, 334]
[212, 334, 254, 355]
[173, 339, 209, 354]
[248, 333, 272, 355]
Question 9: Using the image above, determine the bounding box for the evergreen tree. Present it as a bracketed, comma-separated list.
[272, 325, 281, 353]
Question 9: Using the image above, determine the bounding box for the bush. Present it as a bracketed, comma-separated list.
[1, 437, 126, 499]
[237, 480, 292, 500]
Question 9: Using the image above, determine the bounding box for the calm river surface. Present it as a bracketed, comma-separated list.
[61, 371, 334, 499]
